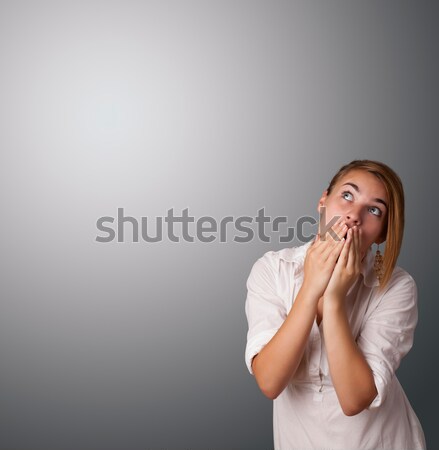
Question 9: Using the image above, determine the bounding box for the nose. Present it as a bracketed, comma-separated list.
[345, 206, 362, 228]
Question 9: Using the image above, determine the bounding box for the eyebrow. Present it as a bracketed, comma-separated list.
[342, 182, 388, 210]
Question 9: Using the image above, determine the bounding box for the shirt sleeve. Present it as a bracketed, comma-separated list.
[356, 270, 419, 410]
[244, 251, 287, 375]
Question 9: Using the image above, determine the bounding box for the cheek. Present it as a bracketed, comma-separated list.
[324, 198, 346, 219]
[361, 220, 384, 243]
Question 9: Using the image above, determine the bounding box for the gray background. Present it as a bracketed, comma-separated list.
[0, 1, 437, 449]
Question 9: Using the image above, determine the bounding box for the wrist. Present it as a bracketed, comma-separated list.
[322, 292, 346, 310]
[300, 280, 323, 305]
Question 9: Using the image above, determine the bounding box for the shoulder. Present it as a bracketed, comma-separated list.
[382, 266, 417, 298]
[368, 265, 418, 318]
[246, 241, 312, 292]
[249, 241, 312, 277]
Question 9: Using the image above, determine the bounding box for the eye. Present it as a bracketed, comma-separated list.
[342, 190, 383, 216]
[368, 206, 382, 217]
[341, 191, 353, 201]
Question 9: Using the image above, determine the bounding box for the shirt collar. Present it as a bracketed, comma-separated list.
[278, 237, 379, 288]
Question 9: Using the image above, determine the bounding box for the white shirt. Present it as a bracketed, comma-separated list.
[245, 239, 426, 450]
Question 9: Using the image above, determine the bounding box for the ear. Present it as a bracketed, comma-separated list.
[317, 189, 328, 213]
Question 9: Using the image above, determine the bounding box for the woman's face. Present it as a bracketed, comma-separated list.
[318, 169, 388, 260]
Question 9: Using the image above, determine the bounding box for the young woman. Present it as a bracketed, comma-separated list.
[244, 160, 426, 450]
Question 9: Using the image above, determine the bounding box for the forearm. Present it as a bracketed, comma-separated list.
[323, 295, 377, 416]
[252, 283, 319, 399]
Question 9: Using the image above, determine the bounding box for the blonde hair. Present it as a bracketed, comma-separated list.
[326, 160, 405, 291]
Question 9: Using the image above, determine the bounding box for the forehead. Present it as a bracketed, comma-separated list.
[336, 169, 388, 199]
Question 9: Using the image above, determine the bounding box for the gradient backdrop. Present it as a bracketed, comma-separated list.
[0, 1, 437, 449]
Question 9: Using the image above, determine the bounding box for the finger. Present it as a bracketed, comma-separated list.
[316, 219, 341, 247]
[326, 237, 346, 266]
[340, 228, 353, 266]
[353, 227, 359, 268]
[320, 216, 344, 241]
[330, 218, 347, 241]
[348, 226, 358, 270]
[321, 230, 345, 260]
[338, 230, 351, 267]
[313, 233, 320, 244]
[357, 228, 363, 270]
[323, 220, 347, 247]
[355, 226, 361, 266]
[335, 235, 348, 262]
